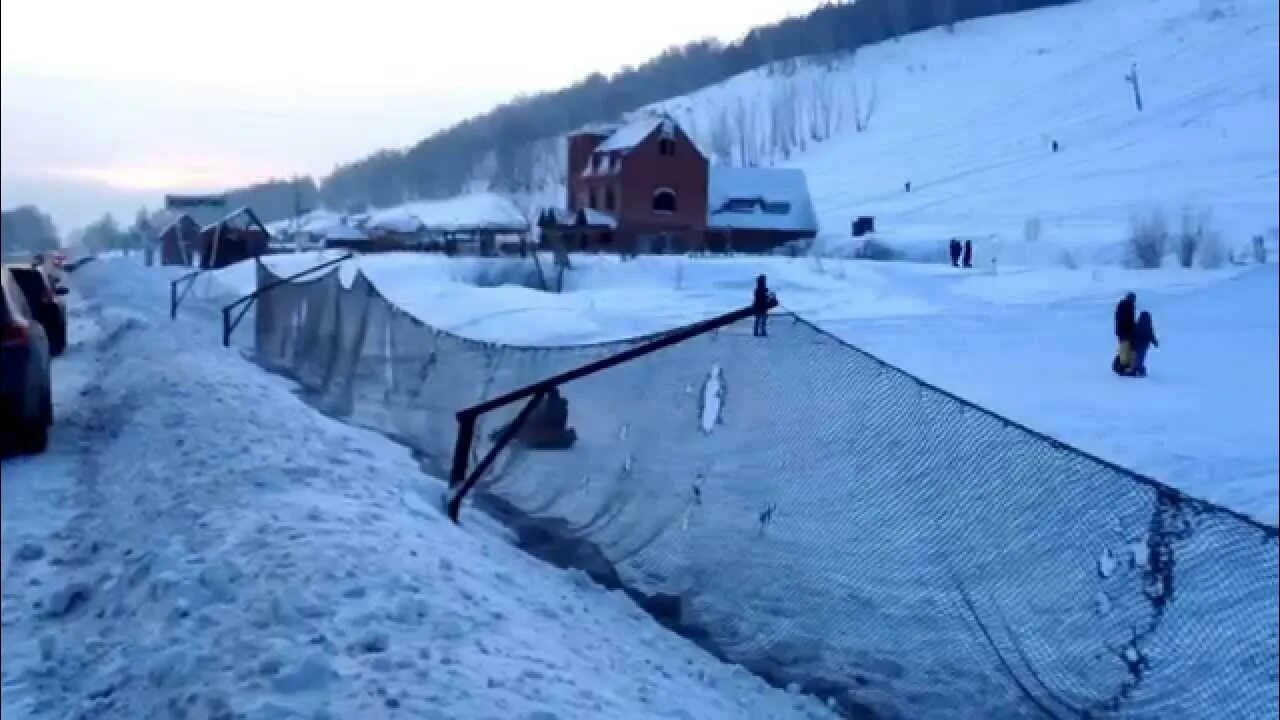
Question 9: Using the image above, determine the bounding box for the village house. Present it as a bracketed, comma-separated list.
[552, 114, 818, 254]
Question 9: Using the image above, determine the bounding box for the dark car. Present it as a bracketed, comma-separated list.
[8, 265, 68, 356]
[1, 266, 53, 455]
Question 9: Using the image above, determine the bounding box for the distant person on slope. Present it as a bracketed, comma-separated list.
[1113, 292, 1138, 374]
[753, 274, 773, 337]
[962, 239, 974, 268]
[1130, 311, 1159, 377]
[949, 238, 962, 267]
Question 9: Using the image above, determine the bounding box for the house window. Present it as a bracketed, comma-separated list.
[588, 187, 597, 210]
[605, 186, 616, 211]
[658, 138, 676, 156]
[577, 191, 588, 211]
[652, 188, 677, 214]
[601, 231, 613, 245]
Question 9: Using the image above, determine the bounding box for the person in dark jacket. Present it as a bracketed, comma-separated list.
[753, 274, 772, 337]
[1130, 311, 1159, 377]
[1113, 292, 1138, 373]
[949, 238, 962, 267]
[962, 239, 974, 268]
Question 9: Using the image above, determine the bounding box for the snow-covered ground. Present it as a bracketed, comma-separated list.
[0, 260, 836, 720]
[202, 251, 1278, 524]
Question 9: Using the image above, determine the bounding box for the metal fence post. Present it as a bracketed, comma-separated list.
[170, 280, 178, 320]
[221, 306, 231, 348]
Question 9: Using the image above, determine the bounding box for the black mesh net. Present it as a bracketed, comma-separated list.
[252, 263, 1279, 720]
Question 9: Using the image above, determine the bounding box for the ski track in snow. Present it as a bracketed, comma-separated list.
[0, 261, 836, 720]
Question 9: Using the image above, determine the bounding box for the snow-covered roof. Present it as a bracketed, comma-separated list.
[572, 121, 622, 137]
[548, 207, 618, 229]
[366, 193, 529, 235]
[323, 223, 367, 241]
[707, 167, 819, 233]
[364, 206, 422, 234]
[594, 117, 665, 154]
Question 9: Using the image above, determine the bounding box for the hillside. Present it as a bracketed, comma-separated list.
[508, 0, 1276, 265]
[316, 0, 1078, 209]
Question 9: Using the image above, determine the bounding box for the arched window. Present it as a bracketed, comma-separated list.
[658, 138, 676, 156]
[652, 188, 677, 214]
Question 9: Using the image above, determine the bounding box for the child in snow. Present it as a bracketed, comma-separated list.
[1130, 311, 1159, 377]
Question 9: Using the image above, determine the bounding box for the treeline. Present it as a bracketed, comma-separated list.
[1, 206, 60, 258]
[318, 0, 1077, 210]
[224, 177, 320, 224]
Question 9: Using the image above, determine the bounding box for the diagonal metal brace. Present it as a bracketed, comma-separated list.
[446, 390, 546, 522]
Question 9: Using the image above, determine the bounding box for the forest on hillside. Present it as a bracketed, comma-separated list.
[285, 0, 1079, 212]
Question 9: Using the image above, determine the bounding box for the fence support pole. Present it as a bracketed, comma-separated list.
[220, 252, 353, 348]
[170, 280, 178, 320]
[447, 392, 545, 523]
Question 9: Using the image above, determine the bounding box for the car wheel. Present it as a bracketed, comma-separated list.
[17, 388, 52, 454]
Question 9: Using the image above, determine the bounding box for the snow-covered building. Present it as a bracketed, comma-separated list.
[194, 207, 270, 269]
[156, 214, 201, 267]
[556, 114, 817, 254]
[362, 192, 531, 255]
[706, 167, 819, 253]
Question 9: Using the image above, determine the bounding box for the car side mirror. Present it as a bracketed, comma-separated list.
[55, 286, 69, 296]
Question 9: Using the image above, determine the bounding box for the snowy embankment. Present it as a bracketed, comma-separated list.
[201, 250, 1278, 523]
[0, 259, 835, 720]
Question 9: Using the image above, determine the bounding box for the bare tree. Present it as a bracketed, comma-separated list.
[736, 98, 763, 167]
[709, 109, 734, 165]
[1124, 63, 1144, 111]
[810, 74, 836, 142]
[935, 0, 959, 32]
[851, 77, 879, 133]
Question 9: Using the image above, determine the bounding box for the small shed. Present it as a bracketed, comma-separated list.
[156, 214, 202, 266]
[706, 167, 819, 253]
[539, 207, 619, 253]
[197, 207, 271, 269]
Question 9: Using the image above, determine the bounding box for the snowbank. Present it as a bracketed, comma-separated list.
[0, 259, 835, 720]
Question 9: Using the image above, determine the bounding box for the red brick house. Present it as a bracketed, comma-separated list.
[554, 114, 817, 254]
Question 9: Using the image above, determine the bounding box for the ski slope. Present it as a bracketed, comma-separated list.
[557, 0, 1279, 267]
[0, 260, 835, 720]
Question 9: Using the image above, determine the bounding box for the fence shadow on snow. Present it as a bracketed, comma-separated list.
[249, 262, 1279, 720]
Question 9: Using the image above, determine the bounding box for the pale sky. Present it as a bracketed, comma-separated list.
[1, 0, 824, 233]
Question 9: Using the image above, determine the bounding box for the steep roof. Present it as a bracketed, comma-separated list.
[707, 167, 819, 233]
[594, 117, 663, 153]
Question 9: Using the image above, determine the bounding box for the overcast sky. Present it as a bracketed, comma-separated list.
[1, 0, 823, 233]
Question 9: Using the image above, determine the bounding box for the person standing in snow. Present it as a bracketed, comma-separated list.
[962, 239, 974, 268]
[752, 274, 773, 337]
[1130, 311, 1159, 377]
[949, 238, 962, 267]
[1113, 292, 1138, 374]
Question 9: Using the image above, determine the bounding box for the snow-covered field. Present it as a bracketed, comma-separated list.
[202, 251, 1278, 524]
[0, 260, 836, 720]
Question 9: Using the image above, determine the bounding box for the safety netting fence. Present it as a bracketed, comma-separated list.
[251, 261, 1278, 720]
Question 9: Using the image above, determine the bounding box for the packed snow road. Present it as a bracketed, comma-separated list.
[0, 259, 836, 720]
